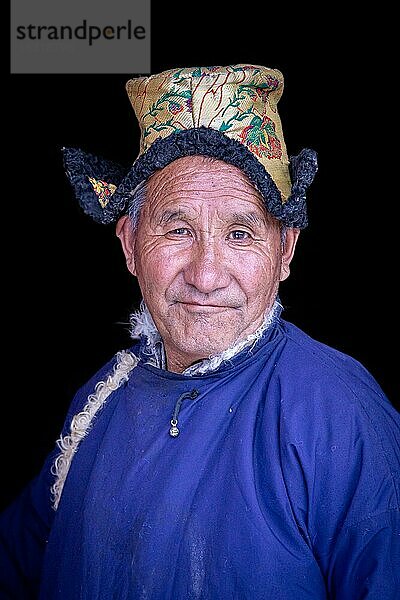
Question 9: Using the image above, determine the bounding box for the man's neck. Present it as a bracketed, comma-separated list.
[130, 299, 282, 376]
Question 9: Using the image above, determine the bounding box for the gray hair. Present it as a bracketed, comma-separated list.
[280, 225, 287, 246]
[127, 180, 148, 232]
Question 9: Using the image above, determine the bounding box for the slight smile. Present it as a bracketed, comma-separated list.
[178, 302, 232, 313]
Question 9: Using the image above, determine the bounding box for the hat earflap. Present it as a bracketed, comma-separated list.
[63, 147, 128, 224]
[277, 148, 318, 228]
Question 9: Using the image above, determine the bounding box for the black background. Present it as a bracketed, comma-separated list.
[3, 5, 397, 510]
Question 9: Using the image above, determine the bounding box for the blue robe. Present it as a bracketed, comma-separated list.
[1, 319, 399, 599]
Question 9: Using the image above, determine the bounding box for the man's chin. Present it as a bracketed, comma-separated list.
[156, 307, 254, 365]
[168, 329, 243, 363]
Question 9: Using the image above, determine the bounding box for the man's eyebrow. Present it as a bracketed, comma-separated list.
[154, 209, 190, 226]
[153, 209, 266, 227]
[229, 211, 265, 227]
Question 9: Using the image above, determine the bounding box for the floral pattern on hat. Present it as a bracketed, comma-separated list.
[88, 176, 117, 208]
[127, 64, 291, 200]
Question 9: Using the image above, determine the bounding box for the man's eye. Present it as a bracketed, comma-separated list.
[168, 228, 191, 236]
[228, 230, 252, 241]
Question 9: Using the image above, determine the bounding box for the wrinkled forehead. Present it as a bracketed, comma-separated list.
[145, 155, 269, 218]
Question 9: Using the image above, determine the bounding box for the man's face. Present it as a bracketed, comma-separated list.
[118, 156, 298, 372]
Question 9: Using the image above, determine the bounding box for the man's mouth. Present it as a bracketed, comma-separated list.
[178, 302, 231, 313]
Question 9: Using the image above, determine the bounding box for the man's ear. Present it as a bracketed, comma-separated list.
[116, 215, 137, 276]
[280, 228, 300, 282]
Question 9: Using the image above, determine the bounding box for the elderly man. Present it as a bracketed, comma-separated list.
[1, 65, 399, 599]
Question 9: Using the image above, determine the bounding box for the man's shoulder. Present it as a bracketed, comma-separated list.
[274, 320, 399, 510]
[276, 319, 388, 405]
[66, 341, 141, 422]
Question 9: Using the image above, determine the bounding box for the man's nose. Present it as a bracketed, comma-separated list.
[183, 240, 231, 294]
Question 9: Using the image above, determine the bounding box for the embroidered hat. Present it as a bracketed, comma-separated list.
[63, 64, 318, 228]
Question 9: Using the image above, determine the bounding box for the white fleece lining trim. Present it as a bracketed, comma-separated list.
[50, 350, 139, 510]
